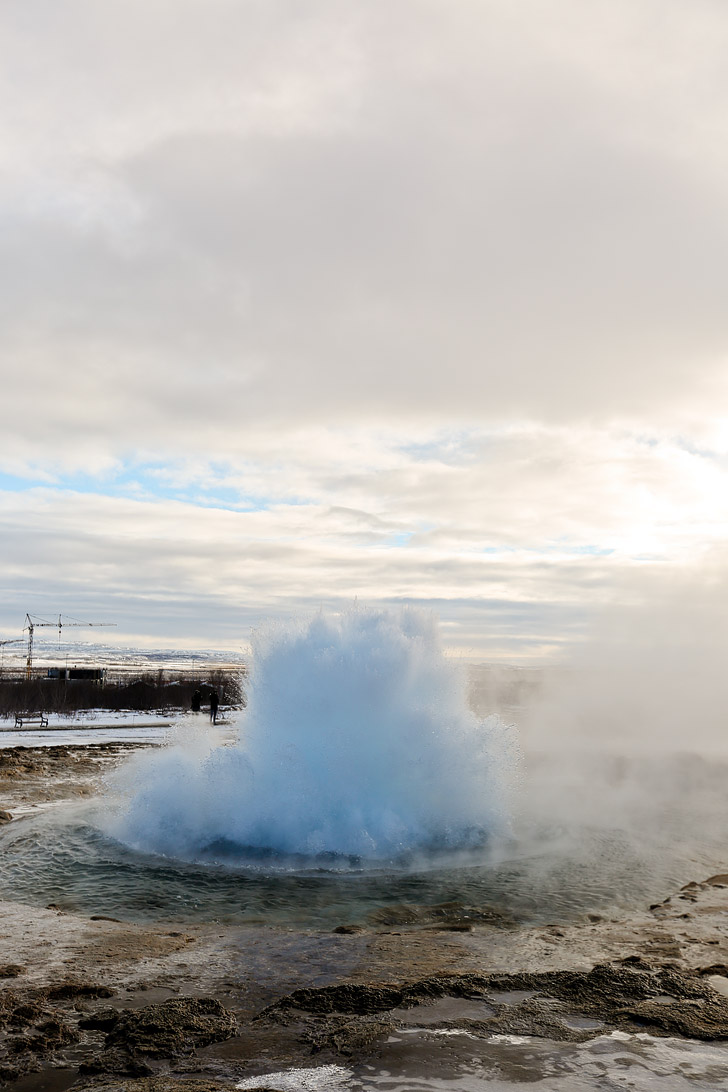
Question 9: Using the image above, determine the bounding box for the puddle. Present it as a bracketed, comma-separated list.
[5, 1069, 78, 1092]
[707, 976, 728, 999]
[392, 997, 495, 1025]
[561, 1014, 604, 1029]
[487, 990, 538, 1006]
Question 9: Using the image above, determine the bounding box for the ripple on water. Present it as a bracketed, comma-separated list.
[233, 1033, 728, 1090]
[0, 799, 720, 929]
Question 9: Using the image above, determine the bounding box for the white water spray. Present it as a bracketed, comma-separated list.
[111, 608, 519, 863]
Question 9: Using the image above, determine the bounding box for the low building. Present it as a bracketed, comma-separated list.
[47, 667, 106, 683]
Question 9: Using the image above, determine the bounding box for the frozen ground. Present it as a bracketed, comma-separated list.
[0, 708, 239, 747]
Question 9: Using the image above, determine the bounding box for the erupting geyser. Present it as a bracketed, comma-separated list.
[111, 608, 519, 864]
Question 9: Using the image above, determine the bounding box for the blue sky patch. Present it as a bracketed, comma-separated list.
[0, 463, 276, 512]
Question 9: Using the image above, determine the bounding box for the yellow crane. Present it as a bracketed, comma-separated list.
[24, 614, 116, 680]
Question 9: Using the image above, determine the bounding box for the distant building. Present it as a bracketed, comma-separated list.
[47, 667, 106, 683]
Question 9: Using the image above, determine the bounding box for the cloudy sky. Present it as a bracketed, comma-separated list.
[2, 0, 728, 660]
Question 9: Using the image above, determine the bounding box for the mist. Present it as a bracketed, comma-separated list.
[481, 566, 728, 897]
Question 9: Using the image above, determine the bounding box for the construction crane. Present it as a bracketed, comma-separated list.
[24, 614, 116, 680]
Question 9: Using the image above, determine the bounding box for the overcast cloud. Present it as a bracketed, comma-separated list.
[2, 0, 728, 658]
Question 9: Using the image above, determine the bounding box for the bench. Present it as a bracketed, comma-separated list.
[14, 712, 49, 728]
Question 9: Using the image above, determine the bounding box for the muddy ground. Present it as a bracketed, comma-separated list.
[1, 744, 728, 1090]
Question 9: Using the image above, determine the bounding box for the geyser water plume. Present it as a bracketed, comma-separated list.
[111, 608, 519, 863]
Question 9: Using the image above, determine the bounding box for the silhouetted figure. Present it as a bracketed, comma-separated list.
[191, 688, 201, 713]
[209, 688, 219, 724]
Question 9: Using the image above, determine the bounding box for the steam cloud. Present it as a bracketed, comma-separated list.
[111, 607, 519, 863]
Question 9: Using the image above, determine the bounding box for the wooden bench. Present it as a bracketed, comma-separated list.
[14, 712, 49, 728]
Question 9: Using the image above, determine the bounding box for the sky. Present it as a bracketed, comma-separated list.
[2, 0, 728, 661]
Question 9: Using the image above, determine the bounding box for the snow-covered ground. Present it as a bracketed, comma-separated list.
[0, 708, 239, 747]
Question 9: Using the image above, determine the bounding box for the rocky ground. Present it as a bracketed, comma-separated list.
[1, 744, 728, 1091]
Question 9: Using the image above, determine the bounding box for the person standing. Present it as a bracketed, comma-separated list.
[191, 688, 201, 713]
[209, 688, 219, 724]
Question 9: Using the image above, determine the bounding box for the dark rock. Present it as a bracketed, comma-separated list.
[81, 997, 237, 1074]
[619, 955, 653, 968]
[258, 962, 728, 1049]
[262, 982, 410, 1017]
[25, 1017, 80, 1051]
[307, 1015, 395, 1055]
[79, 1046, 154, 1078]
[0, 964, 25, 978]
[79, 1007, 122, 1032]
[46, 982, 113, 1001]
[106, 997, 236, 1057]
[425, 923, 473, 932]
[0, 810, 12, 823]
[0, 982, 114, 1034]
[616, 997, 728, 1040]
[699, 964, 728, 977]
[7, 1000, 48, 1027]
[79, 1079, 235, 1091]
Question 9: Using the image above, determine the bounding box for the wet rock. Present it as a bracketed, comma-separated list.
[333, 924, 365, 934]
[259, 962, 728, 1051]
[425, 923, 473, 932]
[306, 1014, 395, 1055]
[80, 1007, 123, 1032]
[0, 983, 111, 1083]
[264, 982, 410, 1016]
[0, 986, 108, 1025]
[2, 998, 49, 1028]
[24, 1016, 80, 1051]
[0, 809, 12, 823]
[79, 1046, 155, 1078]
[699, 964, 728, 977]
[0, 964, 25, 978]
[77, 1079, 234, 1091]
[0, 1057, 40, 1084]
[79, 997, 237, 1075]
[617, 996, 728, 1039]
[476, 997, 593, 1044]
[619, 955, 653, 968]
[46, 982, 114, 1002]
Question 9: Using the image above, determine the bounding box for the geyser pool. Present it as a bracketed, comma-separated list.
[108, 607, 519, 864]
[5, 606, 726, 930]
